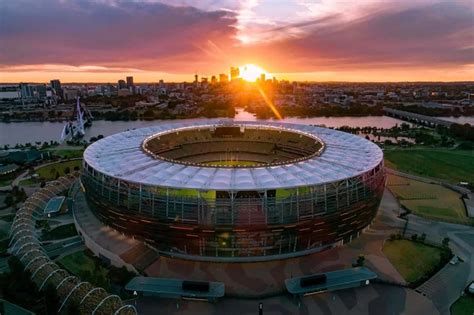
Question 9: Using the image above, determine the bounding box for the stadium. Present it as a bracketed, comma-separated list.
[81, 120, 386, 261]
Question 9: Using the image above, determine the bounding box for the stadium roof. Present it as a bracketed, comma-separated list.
[84, 120, 383, 191]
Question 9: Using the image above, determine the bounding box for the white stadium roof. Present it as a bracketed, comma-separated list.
[83, 120, 383, 191]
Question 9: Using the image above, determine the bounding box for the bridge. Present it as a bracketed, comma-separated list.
[383, 107, 453, 127]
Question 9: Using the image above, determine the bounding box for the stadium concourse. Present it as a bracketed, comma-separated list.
[8, 173, 136, 315]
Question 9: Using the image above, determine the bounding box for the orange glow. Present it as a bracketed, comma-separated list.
[258, 87, 283, 120]
[239, 64, 268, 82]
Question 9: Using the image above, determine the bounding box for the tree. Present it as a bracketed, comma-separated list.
[4, 195, 14, 206]
[411, 234, 418, 242]
[442, 237, 450, 247]
[419, 233, 426, 243]
[356, 254, 365, 267]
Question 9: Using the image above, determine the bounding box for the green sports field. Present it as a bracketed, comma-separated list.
[384, 149, 474, 184]
[387, 174, 471, 225]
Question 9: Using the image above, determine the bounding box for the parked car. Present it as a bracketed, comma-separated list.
[449, 256, 459, 265]
[468, 281, 474, 295]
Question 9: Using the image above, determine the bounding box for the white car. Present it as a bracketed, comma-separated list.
[468, 281, 474, 295]
[449, 256, 459, 265]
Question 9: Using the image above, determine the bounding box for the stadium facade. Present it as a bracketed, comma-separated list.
[81, 120, 385, 261]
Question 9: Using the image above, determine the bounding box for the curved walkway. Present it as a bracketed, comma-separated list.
[8, 173, 136, 315]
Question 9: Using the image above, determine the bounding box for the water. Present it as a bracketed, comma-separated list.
[0, 108, 469, 147]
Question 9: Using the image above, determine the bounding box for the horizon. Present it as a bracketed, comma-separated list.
[1, 0, 473, 83]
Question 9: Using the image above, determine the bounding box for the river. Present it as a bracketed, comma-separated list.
[0, 108, 472, 147]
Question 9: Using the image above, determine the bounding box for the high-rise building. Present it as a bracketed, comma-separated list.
[50, 79, 62, 98]
[230, 67, 240, 81]
[118, 80, 126, 89]
[219, 73, 228, 83]
[126, 76, 134, 87]
[19, 83, 34, 99]
[35, 84, 47, 98]
[201, 77, 208, 84]
[260, 73, 266, 82]
[211, 76, 217, 85]
[194, 74, 198, 84]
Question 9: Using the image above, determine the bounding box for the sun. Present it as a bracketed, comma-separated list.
[239, 64, 268, 82]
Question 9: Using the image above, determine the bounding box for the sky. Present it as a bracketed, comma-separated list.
[0, 0, 473, 83]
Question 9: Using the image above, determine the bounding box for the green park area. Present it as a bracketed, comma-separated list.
[450, 295, 474, 315]
[18, 178, 40, 187]
[384, 149, 474, 184]
[58, 250, 110, 289]
[387, 174, 472, 225]
[36, 160, 82, 180]
[44, 148, 84, 159]
[58, 250, 136, 294]
[382, 239, 447, 284]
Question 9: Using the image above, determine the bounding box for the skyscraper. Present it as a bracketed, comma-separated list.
[260, 73, 266, 82]
[19, 83, 34, 99]
[219, 73, 228, 83]
[118, 80, 126, 89]
[230, 67, 240, 81]
[50, 79, 62, 98]
[126, 76, 134, 87]
[210, 76, 217, 85]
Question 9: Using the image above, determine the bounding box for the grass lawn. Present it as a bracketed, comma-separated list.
[18, 178, 40, 187]
[44, 148, 84, 159]
[41, 223, 77, 241]
[384, 149, 474, 184]
[450, 295, 474, 315]
[36, 160, 82, 180]
[383, 239, 444, 284]
[0, 178, 14, 187]
[387, 174, 472, 225]
[58, 250, 110, 289]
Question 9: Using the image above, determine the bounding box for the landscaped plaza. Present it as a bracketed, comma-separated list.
[0, 122, 473, 314]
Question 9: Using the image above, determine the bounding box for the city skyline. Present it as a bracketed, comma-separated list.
[1, 0, 473, 83]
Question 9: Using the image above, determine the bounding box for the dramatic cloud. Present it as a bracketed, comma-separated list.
[0, 0, 238, 72]
[249, 1, 474, 72]
[0, 0, 472, 81]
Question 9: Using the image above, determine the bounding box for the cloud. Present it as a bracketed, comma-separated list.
[0, 0, 238, 72]
[0, 0, 472, 81]
[245, 1, 474, 72]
